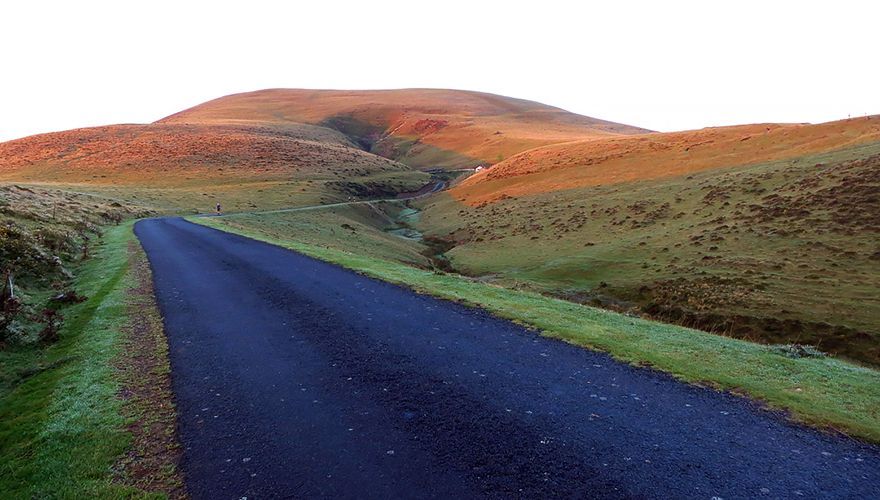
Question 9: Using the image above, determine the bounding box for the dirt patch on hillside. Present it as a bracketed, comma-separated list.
[114, 241, 185, 498]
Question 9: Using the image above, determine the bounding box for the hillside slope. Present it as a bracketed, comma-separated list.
[453, 116, 880, 204]
[0, 123, 429, 212]
[419, 141, 880, 365]
[159, 88, 650, 168]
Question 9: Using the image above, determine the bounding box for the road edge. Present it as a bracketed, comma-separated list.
[113, 231, 186, 497]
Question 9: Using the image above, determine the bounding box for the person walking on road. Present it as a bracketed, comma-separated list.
[215, 202, 222, 216]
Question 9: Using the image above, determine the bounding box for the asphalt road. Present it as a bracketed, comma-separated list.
[135, 218, 880, 499]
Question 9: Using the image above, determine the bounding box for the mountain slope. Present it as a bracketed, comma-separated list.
[452, 116, 880, 205]
[0, 122, 429, 212]
[0, 123, 404, 184]
[159, 88, 650, 169]
[418, 139, 880, 365]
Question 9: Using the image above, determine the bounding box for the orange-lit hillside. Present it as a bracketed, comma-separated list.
[452, 116, 880, 205]
[159, 89, 650, 168]
[0, 123, 410, 186]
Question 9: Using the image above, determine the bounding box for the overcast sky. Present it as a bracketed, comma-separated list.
[2, 0, 877, 142]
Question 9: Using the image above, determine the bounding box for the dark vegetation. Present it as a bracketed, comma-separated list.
[319, 114, 387, 151]
[0, 185, 150, 347]
[419, 235, 457, 272]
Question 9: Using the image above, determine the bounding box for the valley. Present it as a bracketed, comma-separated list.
[2, 88, 879, 497]
[4, 90, 877, 369]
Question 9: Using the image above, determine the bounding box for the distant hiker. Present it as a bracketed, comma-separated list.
[215, 203, 222, 215]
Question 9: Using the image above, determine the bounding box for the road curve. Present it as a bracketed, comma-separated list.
[135, 218, 880, 499]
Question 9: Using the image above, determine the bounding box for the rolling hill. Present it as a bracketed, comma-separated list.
[159, 88, 650, 169]
[418, 120, 880, 365]
[0, 122, 427, 212]
[452, 116, 880, 205]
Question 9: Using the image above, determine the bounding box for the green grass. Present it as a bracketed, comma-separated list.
[217, 201, 431, 267]
[193, 215, 880, 443]
[0, 223, 155, 498]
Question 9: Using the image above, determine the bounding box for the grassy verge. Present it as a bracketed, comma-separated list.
[114, 239, 183, 497]
[192, 215, 880, 443]
[0, 222, 178, 497]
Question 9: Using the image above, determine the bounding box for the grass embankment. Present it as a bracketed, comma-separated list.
[0, 223, 181, 497]
[193, 215, 880, 443]
[216, 202, 430, 267]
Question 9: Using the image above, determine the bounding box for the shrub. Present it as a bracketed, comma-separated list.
[0, 221, 65, 286]
[38, 308, 63, 344]
[770, 343, 827, 359]
[0, 295, 23, 343]
[35, 227, 77, 256]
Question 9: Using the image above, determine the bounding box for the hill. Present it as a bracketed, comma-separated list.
[419, 139, 880, 365]
[452, 116, 880, 205]
[1, 89, 649, 212]
[159, 88, 650, 169]
[0, 122, 429, 212]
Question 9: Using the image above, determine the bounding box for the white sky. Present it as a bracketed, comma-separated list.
[2, 0, 878, 142]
